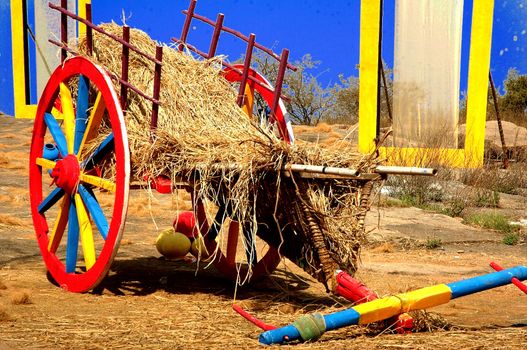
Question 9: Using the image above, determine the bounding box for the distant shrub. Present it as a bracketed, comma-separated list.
[473, 189, 500, 208]
[425, 238, 442, 250]
[463, 212, 518, 234]
[502, 232, 520, 245]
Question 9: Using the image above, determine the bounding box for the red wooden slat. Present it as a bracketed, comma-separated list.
[151, 46, 163, 130]
[86, 3, 93, 56]
[236, 33, 255, 107]
[120, 26, 130, 111]
[208, 13, 224, 58]
[183, 9, 297, 71]
[60, 0, 67, 62]
[179, 0, 197, 51]
[270, 49, 289, 141]
[48, 39, 161, 106]
[49, 2, 162, 65]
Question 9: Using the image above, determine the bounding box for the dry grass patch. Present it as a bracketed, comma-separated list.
[10, 290, 32, 305]
[0, 194, 27, 207]
[0, 214, 29, 227]
[312, 122, 334, 133]
[371, 242, 395, 253]
[1, 133, 17, 140]
[0, 151, 27, 170]
[0, 303, 10, 322]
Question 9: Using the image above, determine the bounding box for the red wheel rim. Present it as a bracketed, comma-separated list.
[223, 64, 293, 144]
[29, 57, 130, 292]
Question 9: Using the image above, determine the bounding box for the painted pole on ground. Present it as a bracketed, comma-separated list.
[259, 266, 527, 345]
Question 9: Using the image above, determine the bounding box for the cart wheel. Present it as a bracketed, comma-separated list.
[191, 66, 289, 282]
[194, 198, 281, 282]
[29, 56, 130, 292]
[223, 64, 294, 144]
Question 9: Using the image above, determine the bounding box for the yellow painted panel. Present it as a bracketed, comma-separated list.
[60, 83, 76, 154]
[36, 157, 57, 169]
[396, 284, 451, 312]
[78, 92, 105, 156]
[78, 0, 92, 37]
[357, 0, 494, 169]
[463, 0, 494, 168]
[358, 0, 381, 154]
[354, 296, 401, 325]
[74, 193, 96, 270]
[11, 0, 89, 119]
[379, 147, 466, 168]
[80, 173, 116, 192]
[10, 0, 34, 119]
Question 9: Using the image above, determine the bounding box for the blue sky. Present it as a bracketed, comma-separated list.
[92, 0, 527, 94]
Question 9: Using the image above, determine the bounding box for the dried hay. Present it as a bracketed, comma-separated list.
[10, 290, 32, 305]
[0, 303, 9, 322]
[0, 214, 29, 227]
[74, 23, 379, 285]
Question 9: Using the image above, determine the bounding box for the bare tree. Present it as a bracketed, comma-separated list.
[248, 52, 335, 125]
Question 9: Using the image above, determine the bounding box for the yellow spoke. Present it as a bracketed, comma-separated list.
[60, 83, 75, 155]
[79, 173, 116, 192]
[48, 196, 70, 253]
[74, 193, 96, 270]
[36, 157, 56, 169]
[241, 83, 255, 118]
[51, 106, 64, 120]
[78, 92, 106, 157]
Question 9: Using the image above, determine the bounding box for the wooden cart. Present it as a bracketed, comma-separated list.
[29, 1, 433, 293]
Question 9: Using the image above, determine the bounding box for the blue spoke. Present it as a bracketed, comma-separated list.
[78, 184, 109, 240]
[74, 75, 90, 154]
[38, 187, 65, 214]
[44, 113, 68, 157]
[65, 198, 79, 273]
[81, 133, 114, 170]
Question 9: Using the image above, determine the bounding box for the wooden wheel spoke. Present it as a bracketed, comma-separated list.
[36, 157, 56, 170]
[241, 84, 255, 118]
[78, 184, 109, 240]
[60, 83, 76, 155]
[38, 187, 65, 214]
[74, 75, 90, 154]
[80, 173, 116, 192]
[65, 199, 80, 273]
[74, 193, 96, 270]
[77, 92, 106, 157]
[226, 221, 240, 265]
[44, 113, 68, 157]
[48, 196, 70, 253]
[81, 133, 114, 170]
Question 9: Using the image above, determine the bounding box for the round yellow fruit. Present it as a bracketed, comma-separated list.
[190, 235, 212, 261]
[155, 228, 191, 258]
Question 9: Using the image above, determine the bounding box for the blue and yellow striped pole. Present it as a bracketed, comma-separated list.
[259, 266, 527, 345]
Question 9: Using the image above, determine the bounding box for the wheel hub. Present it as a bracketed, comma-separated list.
[51, 154, 80, 194]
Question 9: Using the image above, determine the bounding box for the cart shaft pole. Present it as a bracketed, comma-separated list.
[259, 266, 527, 345]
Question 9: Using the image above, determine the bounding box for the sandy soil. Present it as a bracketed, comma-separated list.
[1, 116, 526, 349]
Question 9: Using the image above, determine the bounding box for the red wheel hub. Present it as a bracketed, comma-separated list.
[51, 154, 80, 194]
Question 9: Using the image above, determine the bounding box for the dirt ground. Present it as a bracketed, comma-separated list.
[0, 116, 526, 349]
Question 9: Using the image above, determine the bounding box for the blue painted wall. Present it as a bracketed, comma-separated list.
[0, 1, 14, 116]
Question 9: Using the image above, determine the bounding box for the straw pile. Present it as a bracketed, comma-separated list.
[75, 23, 380, 287]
